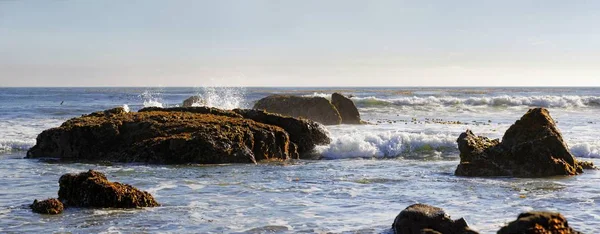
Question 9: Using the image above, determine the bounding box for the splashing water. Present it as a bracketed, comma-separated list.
[140, 89, 164, 108]
[197, 86, 246, 110]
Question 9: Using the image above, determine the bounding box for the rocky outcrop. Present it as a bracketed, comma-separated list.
[58, 170, 159, 208]
[30, 198, 64, 214]
[253, 95, 342, 125]
[456, 108, 594, 177]
[182, 96, 204, 107]
[331, 93, 361, 124]
[392, 204, 478, 234]
[498, 211, 580, 234]
[233, 109, 330, 156]
[26, 106, 333, 163]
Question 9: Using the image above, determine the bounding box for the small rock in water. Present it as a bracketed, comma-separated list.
[392, 203, 479, 234]
[31, 198, 64, 215]
[498, 211, 581, 234]
[58, 170, 160, 208]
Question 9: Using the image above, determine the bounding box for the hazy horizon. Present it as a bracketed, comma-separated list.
[2, 1, 600, 87]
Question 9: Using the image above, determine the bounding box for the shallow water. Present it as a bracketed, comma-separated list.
[1, 87, 600, 233]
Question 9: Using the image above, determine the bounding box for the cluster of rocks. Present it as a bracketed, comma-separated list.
[253, 92, 362, 125]
[392, 204, 581, 234]
[456, 108, 594, 177]
[26, 106, 331, 163]
[31, 170, 158, 215]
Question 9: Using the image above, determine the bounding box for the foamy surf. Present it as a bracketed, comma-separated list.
[0, 139, 35, 152]
[352, 95, 600, 108]
[317, 131, 458, 159]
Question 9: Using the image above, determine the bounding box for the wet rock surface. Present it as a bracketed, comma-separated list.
[182, 95, 204, 107]
[456, 108, 594, 177]
[392, 204, 478, 234]
[253, 95, 342, 125]
[331, 93, 361, 124]
[26, 107, 333, 164]
[58, 170, 159, 208]
[30, 198, 64, 215]
[498, 211, 581, 234]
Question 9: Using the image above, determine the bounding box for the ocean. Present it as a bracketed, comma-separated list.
[1, 87, 599, 233]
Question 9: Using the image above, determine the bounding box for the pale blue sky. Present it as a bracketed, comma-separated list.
[1, 0, 599, 86]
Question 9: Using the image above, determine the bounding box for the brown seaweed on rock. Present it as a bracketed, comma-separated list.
[392, 204, 479, 234]
[30, 198, 64, 215]
[455, 108, 594, 177]
[498, 211, 581, 234]
[58, 170, 159, 208]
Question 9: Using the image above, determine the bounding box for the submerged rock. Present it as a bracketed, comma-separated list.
[392, 204, 478, 234]
[30, 198, 64, 215]
[456, 108, 594, 177]
[182, 96, 204, 107]
[331, 93, 361, 124]
[233, 109, 330, 156]
[498, 211, 581, 234]
[253, 95, 342, 125]
[58, 170, 159, 208]
[27, 107, 298, 164]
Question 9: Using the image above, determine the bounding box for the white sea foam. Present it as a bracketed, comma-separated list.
[302, 92, 330, 99]
[352, 95, 600, 108]
[198, 86, 245, 109]
[140, 89, 164, 108]
[122, 104, 130, 113]
[0, 139, 35, 152]
[570, 142, 600, 158]
[317, 131, 457, 159]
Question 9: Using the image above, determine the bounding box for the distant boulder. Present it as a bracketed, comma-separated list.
[58, 170, 159, 208]
[331, 93, 361, 124]
[498, 211, 580, 234]
[253, 95, 342, 125]
[182, 95, 204, 107]
[456, 108, 594, 177]
[30, 198, 64, 215]
[392, 204, 478, 234]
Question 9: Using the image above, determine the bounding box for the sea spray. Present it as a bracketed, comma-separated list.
[140, 89, 164, 108]
[195, 86, 246, 110]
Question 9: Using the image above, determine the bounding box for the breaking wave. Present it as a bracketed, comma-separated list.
[197, 86, 246, 110]
[352, 95, 600, 108]
[570, 142, 600, 158]
[317, 131, 458, 159]
[0, 139, 35, 153]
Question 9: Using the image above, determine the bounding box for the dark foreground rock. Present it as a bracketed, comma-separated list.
[59, 170, 159, 208]
[498, 211, 581, 234]
[392, 204, 478, 234]
[456, 108, 594, 177]
[31, 198, 64, 214]
[182, 96, 204, 107]
[331, 93, 361, 124]
[27, 106, 331, 163]
[233, 109, 330, 155]
[253, 95, 342, 125]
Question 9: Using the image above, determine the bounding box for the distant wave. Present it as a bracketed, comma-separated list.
[352, 95, 600, 108]
[0, 139, 35, 153]
[316, 131, 458, 159]
[316, 131, 600, 159]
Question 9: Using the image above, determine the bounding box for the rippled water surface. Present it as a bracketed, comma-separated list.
[1, 87, 600, 233]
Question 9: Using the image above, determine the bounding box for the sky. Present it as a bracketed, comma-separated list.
[1, 0, 599, 87]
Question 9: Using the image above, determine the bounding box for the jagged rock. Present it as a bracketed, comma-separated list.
[182, 96, 204, 107]
[30, 198, 64, 214]
[392, 204, 478, 234]
[331, 93, 361, 124]
[58, 170, 159, 208]
[498, 211, 581, 234]
[27, 107, 299, 164]
[253, 95, 342, 125]
[456, 108, 594, 177]
[233, 109, 330, 156]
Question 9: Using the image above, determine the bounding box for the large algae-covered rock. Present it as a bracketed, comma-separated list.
[30, 198, 64, 215]
[59, 170, 159, 208]
[456, 108, 594, 177]
[498, 211, 580, 234]
[331, 93, 361, 124]
[27, 107, 298, 164]
[392, 204, 478, 234]
[233, 109, 330, 156]
[253, 95, 342, 125]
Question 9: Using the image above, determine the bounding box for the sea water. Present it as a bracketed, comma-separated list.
[1, 87, 599, 233]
